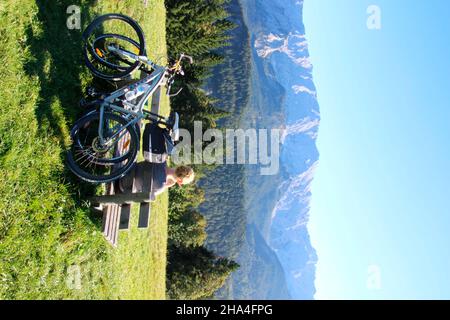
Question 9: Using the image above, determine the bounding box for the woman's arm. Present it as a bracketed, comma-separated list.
[165, 176, 177, 188]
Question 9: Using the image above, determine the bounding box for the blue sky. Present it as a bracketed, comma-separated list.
[304, 0, 450, 299]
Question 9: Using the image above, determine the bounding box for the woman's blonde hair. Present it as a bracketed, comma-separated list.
[175, 166, 195, 183]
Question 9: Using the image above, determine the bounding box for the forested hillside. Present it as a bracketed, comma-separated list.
[199, 0, 291, 299]
[198, 0, 251, 260]
[164, 0, 240, 299]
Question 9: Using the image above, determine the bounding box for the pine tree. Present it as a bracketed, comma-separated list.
[166, 246, 239, 300]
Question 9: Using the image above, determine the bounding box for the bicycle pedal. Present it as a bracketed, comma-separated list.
[86, 86, 99, 97]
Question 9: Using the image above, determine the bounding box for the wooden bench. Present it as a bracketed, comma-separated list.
[92, 161, 158, 246]
[95, 87, 162, 247]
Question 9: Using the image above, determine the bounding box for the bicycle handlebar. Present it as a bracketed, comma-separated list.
[179, 53, 194, 65]
[166, 53, 194, 97]
[108, 46, 193, 97]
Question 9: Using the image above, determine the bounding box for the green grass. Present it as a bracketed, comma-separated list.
[0, 0, 169, 299]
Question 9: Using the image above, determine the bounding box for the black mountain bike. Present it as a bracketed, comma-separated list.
[67, 14, 192, 183]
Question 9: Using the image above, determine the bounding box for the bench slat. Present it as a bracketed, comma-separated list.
[138, 203, 151, 228]
[109, 205, 119, 246]
[119, 204, 131, 230]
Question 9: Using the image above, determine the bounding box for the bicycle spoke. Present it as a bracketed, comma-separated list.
[78, 150, 96, 167]
[74, 147, 94, 163]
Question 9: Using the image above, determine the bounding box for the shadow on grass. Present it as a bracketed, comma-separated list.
[23, 0, 102, 223]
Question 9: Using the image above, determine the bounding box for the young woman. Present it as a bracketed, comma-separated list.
[151, 164, 195, 197]
[165, 165, 195, 188]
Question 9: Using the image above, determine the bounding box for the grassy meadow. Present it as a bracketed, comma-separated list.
[0, 0, 169, 299]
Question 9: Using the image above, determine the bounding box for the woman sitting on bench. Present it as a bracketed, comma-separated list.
[165, 165, 195, 188]
[140, 122, 195, 197]
[152, 164, 195, 197]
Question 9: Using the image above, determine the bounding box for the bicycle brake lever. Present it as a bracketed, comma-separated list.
[180, 54, 194, 64]
[167, 87, 183, 97]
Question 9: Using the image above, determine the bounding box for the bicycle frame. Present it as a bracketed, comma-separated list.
[97, 63, 168, 146]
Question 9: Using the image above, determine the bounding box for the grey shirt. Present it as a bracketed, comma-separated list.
[150, 162, 167, 196]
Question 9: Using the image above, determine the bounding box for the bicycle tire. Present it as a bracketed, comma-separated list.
[67, 111, 139, 184]
[82, 13, 146, 81]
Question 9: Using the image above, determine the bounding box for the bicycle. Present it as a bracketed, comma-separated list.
[67, 14, 193, 184]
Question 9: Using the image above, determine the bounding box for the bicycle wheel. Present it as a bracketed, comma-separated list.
[83, 14, 146, 81]
[67, 111, 139, 183]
